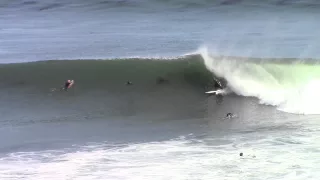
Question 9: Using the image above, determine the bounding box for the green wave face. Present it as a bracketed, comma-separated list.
[0, 56, 216, 92]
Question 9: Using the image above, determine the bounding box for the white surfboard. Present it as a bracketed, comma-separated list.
[205, 89, 225, 95]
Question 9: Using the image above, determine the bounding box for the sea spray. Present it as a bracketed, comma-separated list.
[200, 46, 320, 114]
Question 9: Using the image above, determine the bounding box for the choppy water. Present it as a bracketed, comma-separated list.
[1, 0, 320, 179]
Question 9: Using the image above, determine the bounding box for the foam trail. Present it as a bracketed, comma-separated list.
[200, 46, 320, 115]
[279, 80, 320, 114]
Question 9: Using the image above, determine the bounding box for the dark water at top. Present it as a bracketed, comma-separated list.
[1, 0, 320, 63]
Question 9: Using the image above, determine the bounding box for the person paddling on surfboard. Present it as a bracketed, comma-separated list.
[62, 80, 74, 91]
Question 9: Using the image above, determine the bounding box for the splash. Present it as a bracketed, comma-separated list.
[200, 46, 320, 114]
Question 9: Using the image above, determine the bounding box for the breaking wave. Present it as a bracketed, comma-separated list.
[200, 46, 320, 115]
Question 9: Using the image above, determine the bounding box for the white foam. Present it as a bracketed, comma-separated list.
[199, 46, 320, 115]
[278, 80, 320, 114]
[0, 133, 319, 180]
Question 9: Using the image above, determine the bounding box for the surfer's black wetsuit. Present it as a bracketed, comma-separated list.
[64, 81, 71, 90]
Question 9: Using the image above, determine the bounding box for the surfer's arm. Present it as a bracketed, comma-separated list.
[68, 80, 74, 88]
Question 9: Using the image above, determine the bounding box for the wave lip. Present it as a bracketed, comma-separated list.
[200, 46, 320, 115]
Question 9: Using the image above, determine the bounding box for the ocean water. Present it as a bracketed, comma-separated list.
[1, 0, 320, 179]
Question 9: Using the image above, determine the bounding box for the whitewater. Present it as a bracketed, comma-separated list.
[200, 47, 320, 114]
